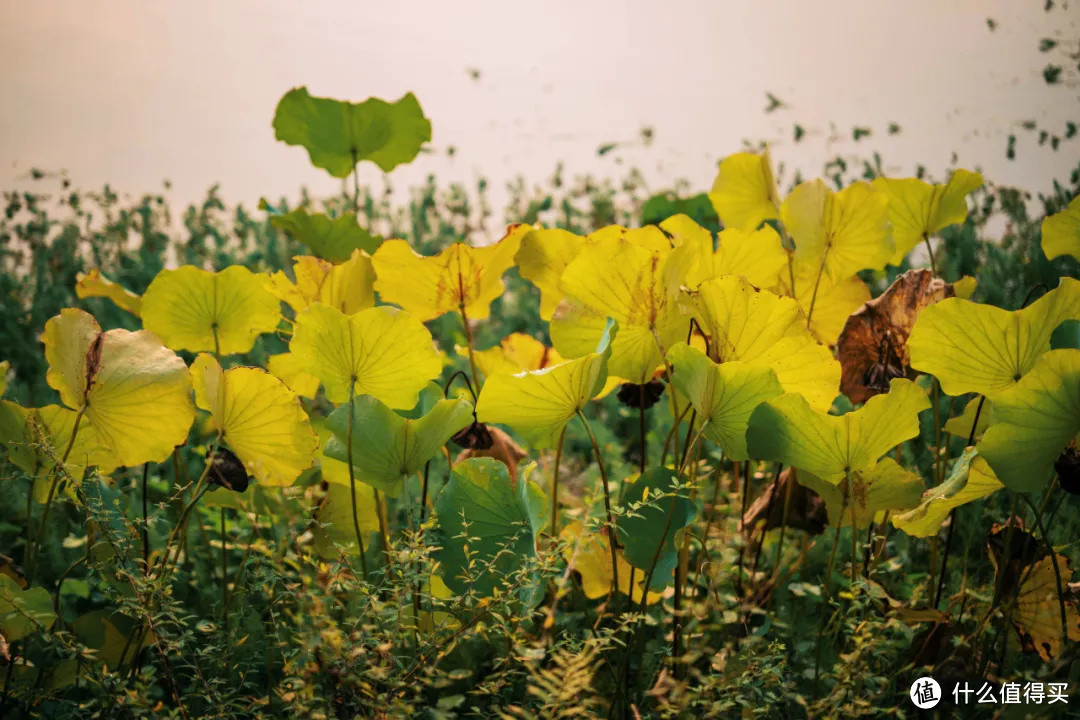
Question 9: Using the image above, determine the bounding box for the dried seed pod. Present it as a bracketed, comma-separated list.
[456, 425, 527, 480]
[1056, 445, 1080, 495]
[451, 420, 494, 451]
[208, 446, 250, 493]
[616, 379, 666, 409]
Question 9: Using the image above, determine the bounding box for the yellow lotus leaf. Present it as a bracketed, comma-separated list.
[687, 275, 841, 411]
[1011, 553, 1080, 660]
[707, 149, 781, 232]
[75, 269, 142, 317]
[667, 343, 784, 461]
[953, 275, 978, 300]
[798, 457, 923, 530]
[660, 213, 788, 290]
[141, 265, 282, 355]
[872, 169, 983, 263]
[549, 301, 677, 385]
[266, 250, 374, 314]
[892, 448, 1003, 538]
[290, 303, 441, 409]
[977, 349, 1080, 492]
[312, 480, 381, 559]
[476, 320, 616, 447]
[468, 333, 565, 379]
[266, 352, 320, 399]
[560, 521, 662, 604]
[1042, 195, 1080, 263]
[781, 179, 893, 280]
[747, 378, 929, 483]
[943, 397, 994, 442]
[0, 401, 116, 499]
[190, 354, 317, 486]
[371, 224, 528, 321]
[907, 277, 1080, 397]
[613, 224, 672, 251]
[558, 234, 688, 382]
[41, 309, 194, 467]
[515, 228, 587, 320]
[516, 225, 670, 321]
[559, 234, 673, 327]
[774, 267, 870, 347]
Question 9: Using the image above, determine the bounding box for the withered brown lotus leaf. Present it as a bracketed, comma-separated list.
[455, 425, 527, 480]
[836, 269, 954, 404]
[741, 468, 828, 537]
[987, 518, 1080, 661]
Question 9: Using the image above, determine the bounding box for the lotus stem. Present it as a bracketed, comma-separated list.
[814, 484, 849, 690]
[734, 461, 752, 597]
[220, 507, 228, 618]
[550, 426, 566, 537]
[27, 404, 86, 579]
[923, 233, 937, 276]
[374, 488, 392, 567]
[576, 411, 619, 601]
[141, 463, 151, 574]
[1022, 488, 1068, 650]
[350, 149, 360, 214]
[934, 394, 986, 609]
[458, 302, 481, 391]
[637, 384, 647, 479]
[345, 385, 369, 580]
[805, 243, 830, 326]
[749, 464, 785, 585]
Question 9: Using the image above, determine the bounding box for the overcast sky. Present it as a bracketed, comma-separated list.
[1, 0, 1076, 235]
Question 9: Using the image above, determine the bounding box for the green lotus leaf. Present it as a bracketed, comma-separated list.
[977, 349, 1080, 492]
[477, 319, 616, 447]
[273, 87, 431, 176]
[892, 448, 1004, 537]
[324, 394, 473, 496]
[270, 208, 382, 262]
[666, 342, 784, 461]
[0, 575, 55, 642]
[746, 378, 929, 483]
[908, 277, 1080, 397]
[549, 303, 675, 385]
[798, 458, 924, 530]
[312, 478, 381, 560]
[433, 458, 546, 600]
[71, 610, 153, 668]
[0, 401, 116, 498]
[616, 468, 697, 590]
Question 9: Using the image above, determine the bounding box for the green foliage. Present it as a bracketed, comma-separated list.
[433, 458, 546, 599]
[273, 87, 432, 176]
[2, 78, 1080, 720]
[267, 206, 383, 261]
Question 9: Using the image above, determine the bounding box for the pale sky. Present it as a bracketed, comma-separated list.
[1, 0, 1076, 235]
